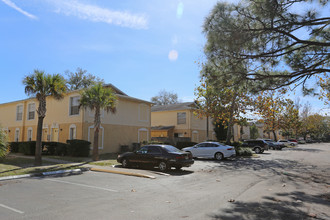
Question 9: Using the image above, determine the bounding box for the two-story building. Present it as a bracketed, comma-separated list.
[0, 84, 151, 153]
[151, 102, 216, 143]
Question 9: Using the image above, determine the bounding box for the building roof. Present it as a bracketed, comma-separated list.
[151, 126, 175, 131]
[151, 102, 196, 112]
[0, 83, 151, 106]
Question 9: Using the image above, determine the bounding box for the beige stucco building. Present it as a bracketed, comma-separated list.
[0, 84, 151, 153]
[151, 102, 216, 143]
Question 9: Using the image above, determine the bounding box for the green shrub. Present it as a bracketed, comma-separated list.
[120, 145, 129, 153]
[18, 141, 36, 155]
[43, 142, 57, 155]
[176, 142, 197, 149]
[55, 143, 68, 156]
[235, 147, 253, 156]
[42, 142, 68, 156]
[132, 143, 140, 151]
[9, 142, 21, 153]
[66, 139, 90, 157]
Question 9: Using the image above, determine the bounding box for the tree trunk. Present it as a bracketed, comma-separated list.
[35, 97, 46, 166]
[93, 128, 99, 161]
[272, 130, 277, 142]
[225, 94, 237, 145]
[93, 107, 101, 161]
[35, 116, 44, 166]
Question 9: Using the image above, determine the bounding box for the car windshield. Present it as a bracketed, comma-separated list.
[162, 145, 182, 153]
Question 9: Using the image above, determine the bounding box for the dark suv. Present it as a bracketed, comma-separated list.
[242, 140, 269, 154]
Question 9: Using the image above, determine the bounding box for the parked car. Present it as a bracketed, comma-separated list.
[288, 139, 298, 143]
[263, 139, 285, 150]
[182, 142, 236, 160]
[117, 145, 194, 171]
[242, 140, 269, 154]
[298, 139, 306, 144]
[278, 140, 298, 146]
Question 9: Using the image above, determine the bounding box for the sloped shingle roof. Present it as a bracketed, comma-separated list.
[151, 102, 196, 112]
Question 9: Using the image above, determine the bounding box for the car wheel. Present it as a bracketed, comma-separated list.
[290, 143, 295, 146]
[214, 152, 224, 161]
[254, 147, 261, 154]
[158, 161, 168, 172]
[122, 158, 129, 168]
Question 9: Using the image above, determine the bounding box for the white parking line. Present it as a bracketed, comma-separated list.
[0, 203, 24, 214]
[45, 179, 118, 192]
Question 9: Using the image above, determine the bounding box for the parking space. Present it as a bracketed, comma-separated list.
[0, 143, 329, 220]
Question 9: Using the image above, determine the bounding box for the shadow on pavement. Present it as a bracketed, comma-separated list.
[284, 148, 323, 152]
[196, 157, 330, 185]
[114, 165, 194, 176]
[209, 191, 330, 220]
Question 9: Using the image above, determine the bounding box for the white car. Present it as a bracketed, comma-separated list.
[277, 140, 298, 146]
[182, 142, 236, 161]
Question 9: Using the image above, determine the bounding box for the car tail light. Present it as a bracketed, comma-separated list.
[227, 148, 234, 150]
[176, 155, 185, 159]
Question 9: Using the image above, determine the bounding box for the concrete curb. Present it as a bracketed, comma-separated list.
[90, 168, 156, 179]
[0, 168, 89, 182]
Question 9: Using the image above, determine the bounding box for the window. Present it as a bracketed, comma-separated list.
[147, 146, 162, 154]
[16, 105, 23, 121]
[27, 103, 35, 120]
[15, 128, 20, 142]
[69, 124, 76, 140]
[70, 96, 80, 115]
[27, 128, 32, 141]
[177, 112, 186, 125]
[174, 133, 184, 137]
[137, 146, 148, 154]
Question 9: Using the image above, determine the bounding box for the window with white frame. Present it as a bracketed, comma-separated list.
[177, 112, 186, 125]
[15, 128, 20, 142]
[16, 105, 23, 121]
[69, 124, 76, 140]
[27, 103, 35, 120]
[27, 128, 33, 141]
[69, 96, 80, 116]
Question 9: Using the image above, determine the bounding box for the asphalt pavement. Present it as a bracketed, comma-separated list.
[0, 143, 329, 220]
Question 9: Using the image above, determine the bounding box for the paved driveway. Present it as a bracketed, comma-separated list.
[0, 143, 329, 220]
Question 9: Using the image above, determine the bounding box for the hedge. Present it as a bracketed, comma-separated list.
[18, 141, 36, 155]
[176, 142, 197, 149]
[66, 139, 90, 157]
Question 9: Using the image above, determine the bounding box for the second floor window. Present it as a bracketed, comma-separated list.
[70, 96, 80, 116]
[16, 105, 23, 121]
[28, 103, 35, 120]
[177, 112, 186, 125]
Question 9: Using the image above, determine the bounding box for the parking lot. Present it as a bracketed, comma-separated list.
[0, 143, 329, 220]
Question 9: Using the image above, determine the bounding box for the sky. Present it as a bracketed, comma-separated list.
[0, 0, 329, 115]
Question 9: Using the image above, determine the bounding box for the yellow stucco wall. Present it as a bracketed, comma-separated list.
[83, 123, 150, 153]
[84, 96, 151, 128]
[0, 91, 151, 152]
[151, 109, 215, 142]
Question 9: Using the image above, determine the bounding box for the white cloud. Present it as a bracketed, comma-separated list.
[176, 2, 184, 19]
[168, 50, 178, 61]
[1, 0, 37, 19]
[50, 0, 148, 29]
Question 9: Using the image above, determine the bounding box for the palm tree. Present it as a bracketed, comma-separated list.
[23, 70, 66, 166]
[79, 83, 117, 161]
